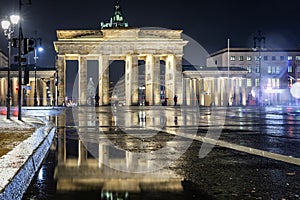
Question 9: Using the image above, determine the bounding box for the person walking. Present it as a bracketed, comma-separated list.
[174, 95, 178, 106]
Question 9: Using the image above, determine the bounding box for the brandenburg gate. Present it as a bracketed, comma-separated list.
[54, 28, 187, 106]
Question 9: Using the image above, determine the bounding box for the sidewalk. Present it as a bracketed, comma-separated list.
[0, 109, 56, 200]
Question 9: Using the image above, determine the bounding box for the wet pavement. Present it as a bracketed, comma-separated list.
[22, 106, 300, 199]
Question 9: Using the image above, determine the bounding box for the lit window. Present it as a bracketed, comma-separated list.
[272, 79, 276, 88]
[255, 79, 260, 87]
[239, 56, 244, 61]
[276, 66, 280, 74]
[296, 56, 300, 60]
[230, 56, 236, 61]
[264, 56, 268, 61]
[276, 78, 280, 88]
[256, 66, 260, 73]
[288, 56, 293, 61]
[247, 66, 252, 73]
[272, 56, 276, 61]
[288, 65, 293, 73]
[255, 56, 260, 61]
[247, 79, 252, 87]
[247, 56, 252, 61]
[272, 66, 276, 74]
[268, 66, 272, 74]
[280, 56, 285, 61]
[268, 78, 272, 87]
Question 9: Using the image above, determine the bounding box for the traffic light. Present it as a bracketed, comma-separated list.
[23, 38, 35, 54]
[12, 38, 19, 48]
[23, 66, 30, 85]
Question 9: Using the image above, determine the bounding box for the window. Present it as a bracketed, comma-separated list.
[230, 56, 236, 61]
[288, 65, 293, 73]
[255, 56, 260, 61]
[272, 66, 276, 74]
[247, 79, 252, 87]
[268, 66, 272, 74]
[269, 79, 278, 89]
[247, 66, 252, 73]
[264, 56, 268, 61]
[239, 56, 244, 61]
[256, 66, 260, 73]
[288, 56, 293, 61]
[296, 56, 300, 60]
[280, 56, 285, 61]
[255, 79, 260, 87]
[276, 66, 280, 74]
[272, 56, 276, 61]
[246, 56, 252, 61]
[276, 78, 280, 88]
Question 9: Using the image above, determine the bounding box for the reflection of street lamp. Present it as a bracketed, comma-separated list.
[33, 38, 43, 106]
[253, 30, 266, 106]
[1, 15, 20, 119]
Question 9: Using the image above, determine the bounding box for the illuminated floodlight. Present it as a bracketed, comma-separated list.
[290, 82, 300, 99]
[38, 47, 44, 52]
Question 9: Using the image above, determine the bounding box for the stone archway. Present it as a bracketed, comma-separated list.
[54, 28, 187, 106]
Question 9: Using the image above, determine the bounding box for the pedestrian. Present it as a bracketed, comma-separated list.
[174, 95, 178, 106]
[95, 94, 100, 107]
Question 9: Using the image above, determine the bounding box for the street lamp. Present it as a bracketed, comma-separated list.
[33, 38, 43, 106]
[253, 30, 266, 106]
[1, 15, 20, 119]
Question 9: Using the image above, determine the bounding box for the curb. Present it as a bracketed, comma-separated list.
[0, 119, 55, 200]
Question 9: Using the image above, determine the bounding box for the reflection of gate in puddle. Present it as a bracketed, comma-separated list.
[55, 108, 187, 194]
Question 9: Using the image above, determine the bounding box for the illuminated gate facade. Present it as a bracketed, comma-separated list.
[54, 28, 187, 106]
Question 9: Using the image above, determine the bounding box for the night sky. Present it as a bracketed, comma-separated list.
[1, 0, 300, 67]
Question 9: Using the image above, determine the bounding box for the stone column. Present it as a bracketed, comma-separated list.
[214, 78, 220, 106]
[57, 55, 66, 106]
[145, 55, 160, 105]
[219, 78, 223, 106]
[182, 76, 187, 106]
[12, 78, 18, 106]
[79, 56, 87, 105]
[98, 55, 110, 105]
[153, 55, 161, 105]
[125, 54, 139, 105]
[50, 78, 55, 106]
[236, 79, 241, 105]
[165, 55, 183, 105]
[241, 78, 247, 106]
[145, 55, 153, 105]
[185, 78, 191, 106]
[0, 79, 4, 106]
[28, 79, 34, 106]
[199, 78, 204, 106]
[175, 55, 183, 105]
[192, 78, 198, 106]
[42, 80, 47, 106]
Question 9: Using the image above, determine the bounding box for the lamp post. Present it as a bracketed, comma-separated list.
[1, 15, 20, 119]
[253, 30, 266, 106]
[33, 38, 43, 106]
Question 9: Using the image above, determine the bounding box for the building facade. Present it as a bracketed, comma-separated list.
[0, 49, 8, 69]
[0, 65, 56, 106]
[207, 48, 300, 105]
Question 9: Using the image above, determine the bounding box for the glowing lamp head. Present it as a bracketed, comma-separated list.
[38, 47, 44, 52]
[10, 15, 20, 25]
[1, 20, 10, 30]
